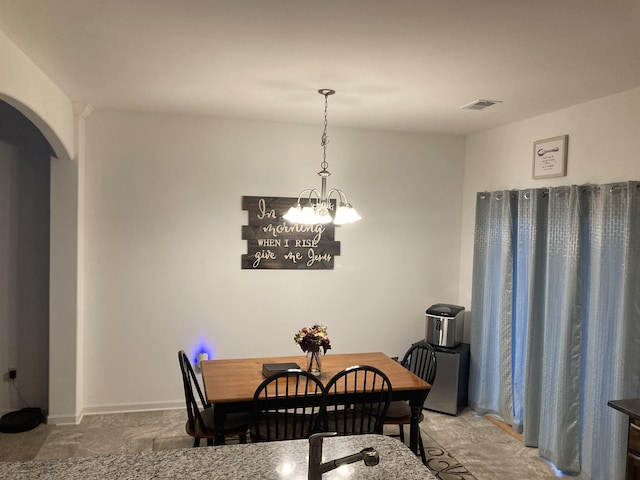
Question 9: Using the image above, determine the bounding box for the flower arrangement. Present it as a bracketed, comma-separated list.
[294, 323, 331, 354]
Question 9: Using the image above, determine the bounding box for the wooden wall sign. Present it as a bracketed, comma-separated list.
[241, 196, 340, 269]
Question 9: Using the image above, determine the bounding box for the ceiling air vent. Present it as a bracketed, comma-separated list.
[460, 99, 503, 110]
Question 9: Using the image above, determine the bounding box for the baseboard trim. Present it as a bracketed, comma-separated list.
[485, 415, 524, 442]
[47, 412, 82, 426]
[81, 401, 184, 417]
[46, 401, 184, 426]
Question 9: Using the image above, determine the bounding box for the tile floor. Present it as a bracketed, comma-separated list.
[0, 408, 569, 479]
[420, 409, 570, 479]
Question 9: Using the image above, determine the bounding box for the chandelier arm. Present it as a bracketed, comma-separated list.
[295, 188, 321, 205]
[326, 188, 349, 204]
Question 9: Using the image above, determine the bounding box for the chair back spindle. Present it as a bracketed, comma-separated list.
[252, 369, 325, 442]
[323, 365, 392, 435]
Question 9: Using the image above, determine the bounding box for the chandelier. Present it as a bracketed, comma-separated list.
[283, 89, 361, 225]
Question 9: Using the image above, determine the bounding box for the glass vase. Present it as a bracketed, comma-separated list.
[306, 347, 322, 377]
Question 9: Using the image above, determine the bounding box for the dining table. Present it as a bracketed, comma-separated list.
[200, 351, 431, 455]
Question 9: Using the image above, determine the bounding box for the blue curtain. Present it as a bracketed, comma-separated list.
[469, 190, 516, 426]
[469, 181, 640, 478]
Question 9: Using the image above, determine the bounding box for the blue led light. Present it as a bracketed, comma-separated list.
[191, 337, 215, 365]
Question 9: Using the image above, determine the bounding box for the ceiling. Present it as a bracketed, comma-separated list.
[1, 0, 639, 135]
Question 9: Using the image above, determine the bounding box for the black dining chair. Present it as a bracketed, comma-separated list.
[251, 369, 325, 442]
[323, 365, 392, 436]
[178, 350, 249, 446]
[383, 341, 437, 464]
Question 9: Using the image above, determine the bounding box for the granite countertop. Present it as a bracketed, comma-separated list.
[0, 434, 436, 480]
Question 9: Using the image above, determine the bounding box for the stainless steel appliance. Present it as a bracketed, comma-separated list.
[424, 343, 470, 415]
[425, 304, 465, 347]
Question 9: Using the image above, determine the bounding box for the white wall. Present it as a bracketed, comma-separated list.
[0, 29, 73, 162]
[0, 135, 20, 416]
[83, 110, 466, 412]
[458, 86, 640, 319]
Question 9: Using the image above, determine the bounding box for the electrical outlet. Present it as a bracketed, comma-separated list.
[8, 368, 17, 380]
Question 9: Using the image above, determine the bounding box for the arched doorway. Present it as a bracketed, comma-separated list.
[0, 100, 53, 414]
[1, 30, 80, 423]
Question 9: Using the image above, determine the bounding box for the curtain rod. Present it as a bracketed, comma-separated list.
[479, 182, 639, 200]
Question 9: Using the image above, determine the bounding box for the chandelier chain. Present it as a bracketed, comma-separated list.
[321, 93, 329, 171]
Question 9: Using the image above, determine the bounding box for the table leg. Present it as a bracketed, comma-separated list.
[408, 401, 421, 454]
[407, 388, 429, 455]
[213, 405, 226, 446]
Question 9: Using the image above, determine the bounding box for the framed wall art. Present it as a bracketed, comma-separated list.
[241, 196, 340, 270]
[532, 135, 568, 179]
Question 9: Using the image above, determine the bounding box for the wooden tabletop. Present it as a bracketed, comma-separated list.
[201, 351, 431, 404]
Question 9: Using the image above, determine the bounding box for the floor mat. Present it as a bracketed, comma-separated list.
[420, 431, 478, 480]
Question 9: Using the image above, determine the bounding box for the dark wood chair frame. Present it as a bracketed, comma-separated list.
[384, 341, 437, 464]
[178, 350, 248, 446]
[251, 369, 325, 442]
[322, 365, 393, 436]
